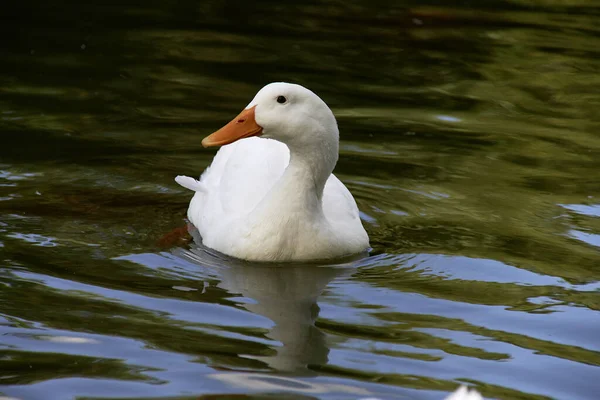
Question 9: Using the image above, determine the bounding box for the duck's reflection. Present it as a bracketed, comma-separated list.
[173, 228, 358, 373]
[219, 260, 346, 372]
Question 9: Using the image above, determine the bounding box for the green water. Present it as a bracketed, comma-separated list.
[1, 1, 599, 399]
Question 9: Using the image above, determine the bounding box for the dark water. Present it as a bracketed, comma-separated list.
[1, 1, 600, 399]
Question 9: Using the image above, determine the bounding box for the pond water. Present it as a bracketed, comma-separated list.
[1, 1, 599, 399]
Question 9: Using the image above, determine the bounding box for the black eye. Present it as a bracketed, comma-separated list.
[276, 95, 287, 104]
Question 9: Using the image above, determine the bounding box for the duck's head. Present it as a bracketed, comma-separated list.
[202, 82, 339, 151]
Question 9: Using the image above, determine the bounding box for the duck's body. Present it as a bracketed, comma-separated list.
[182, 137, 367, 261]
[176, 83, 369, 262]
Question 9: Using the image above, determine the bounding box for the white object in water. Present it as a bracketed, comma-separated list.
[444, 385, 484, 400]
[176, 82, 369, 262]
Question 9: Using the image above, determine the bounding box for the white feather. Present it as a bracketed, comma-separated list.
[174, 175, 206, 192]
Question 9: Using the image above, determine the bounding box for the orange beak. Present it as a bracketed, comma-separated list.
[202, 106, 263, 147]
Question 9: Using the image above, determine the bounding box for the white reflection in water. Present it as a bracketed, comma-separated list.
[174, 228, 360, 373]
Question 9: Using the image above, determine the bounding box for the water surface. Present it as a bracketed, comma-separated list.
[1, 1, 600, 399]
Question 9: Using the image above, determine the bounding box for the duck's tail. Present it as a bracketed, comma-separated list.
[175, 175, 207, 193]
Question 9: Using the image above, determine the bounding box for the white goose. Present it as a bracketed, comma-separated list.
[175, 82, 369, 262]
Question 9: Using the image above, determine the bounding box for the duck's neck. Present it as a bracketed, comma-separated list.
[255, 139, 338, 219]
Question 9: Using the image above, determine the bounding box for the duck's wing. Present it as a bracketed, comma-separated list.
[185, 137, 290, 234]
[323, 174, 364, 230]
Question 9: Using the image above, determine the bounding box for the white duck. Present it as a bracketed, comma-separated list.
[444, 386, 483, 400]
[175, 82, 369, 262]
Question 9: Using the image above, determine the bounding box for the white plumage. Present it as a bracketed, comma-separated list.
[176, 83, 369, 262]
